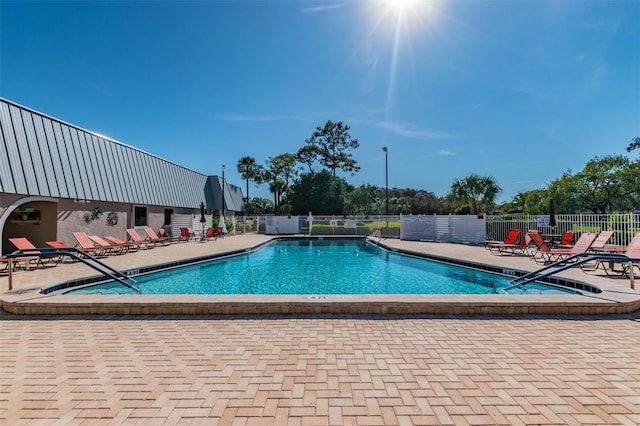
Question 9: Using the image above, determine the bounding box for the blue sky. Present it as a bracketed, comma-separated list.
[2, 0, 639, 203]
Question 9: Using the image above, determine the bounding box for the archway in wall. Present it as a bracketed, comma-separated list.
[0, 197, 59, 255]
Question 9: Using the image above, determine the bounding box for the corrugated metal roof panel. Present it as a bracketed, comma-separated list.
[20, 111, 49, 196]
[42, 118, 69, 198]
[80, 132, 105, 200]
[0, 103, 17, 194]
[1, 98, 239, 208]
[3, 104, 29, 195]
[52, 121, 79, 198]
[110, 141, 131, 202]
[90, 134, 113, 200]
[10, 106, 41, 195]
[67, 126, 92, 199]
[102, 137, 126, 202]
[30, 114, 58, 196]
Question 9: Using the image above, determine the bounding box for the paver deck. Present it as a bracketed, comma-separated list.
[1, 235, 639, 424]
[1, 235, 639, 315]
[2, 311, 639, 424]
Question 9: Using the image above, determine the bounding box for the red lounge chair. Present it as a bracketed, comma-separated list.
[88, 235, 128, 254]
[528, 231, 598, 264]
[1, 254, 30, 272]
[557, 231, 575, 247]
[126, 229, 154, 249]
[144, 227, 171, 246]
[589, 231, 615, 251]
[158, 228, 177, 243]
[45, 241, 78, 263]
[546, 232, 598, 260]
[212, 227, 224, 239]
[179, 227, 195, 241]
[496, 233, 533, 256]
[8, 237, 58, 268]
[45, 240, 71, 249]
[600, 232, 640, 277]
[486, 229, 521, 254]
[486, 229, 520, 246]
[73, 231, 110, 257]
[104, 236, 140, 252]
[203, 227, 222, 241]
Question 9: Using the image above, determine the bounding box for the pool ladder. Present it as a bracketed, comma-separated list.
[505, 252, 638, 291]
[6, 247, 139, 293]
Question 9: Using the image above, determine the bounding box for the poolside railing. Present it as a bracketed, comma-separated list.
[486, 213, 640, 247]
[243, 212, 640, 247]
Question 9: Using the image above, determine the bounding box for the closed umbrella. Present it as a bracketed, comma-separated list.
[549, 198, 556, 227]
[199, 202, 207, 239]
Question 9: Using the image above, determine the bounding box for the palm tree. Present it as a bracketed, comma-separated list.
[447, 174, 501, 214]
[236, 156, 264, 212]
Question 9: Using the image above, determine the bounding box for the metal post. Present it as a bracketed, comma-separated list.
[383, 147, 388, 236]
[8, 258, 13, 290]
[221, 164, 226, 218]
[629, 261, 635, 289]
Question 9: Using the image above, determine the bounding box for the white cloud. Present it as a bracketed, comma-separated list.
[376, 120, 458, 139]
[215, 113, 310, 122]
[302, 4, 347, 13]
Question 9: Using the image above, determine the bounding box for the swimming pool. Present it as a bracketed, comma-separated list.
[66, 238, 576, 295]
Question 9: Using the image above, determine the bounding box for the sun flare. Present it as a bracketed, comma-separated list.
[386, 0, 418, 14]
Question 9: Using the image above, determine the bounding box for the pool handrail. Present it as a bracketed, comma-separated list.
[4, 247, 139, 293]
[505, 252, 639, 291]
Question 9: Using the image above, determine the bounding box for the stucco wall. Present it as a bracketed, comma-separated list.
[1, 193, 200, 252]
[56, 200, 130, 246]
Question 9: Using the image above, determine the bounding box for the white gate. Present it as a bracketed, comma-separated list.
[401, 215, 486, 244]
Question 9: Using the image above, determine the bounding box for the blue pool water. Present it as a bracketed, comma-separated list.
[66, 239, 576, 295]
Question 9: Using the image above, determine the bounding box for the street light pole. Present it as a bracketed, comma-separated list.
[383, 146, 388, 237]
[221, 164, 225, 218]
[383, 147, 388, 215]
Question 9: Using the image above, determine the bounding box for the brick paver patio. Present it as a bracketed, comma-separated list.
[1, 235, 639, 424]
[2, 311, 639, 425]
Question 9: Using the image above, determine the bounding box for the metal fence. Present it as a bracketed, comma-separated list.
[486, 213, 640, 247]
[230, 213, 640, 247]
[231, 215, 402, 238]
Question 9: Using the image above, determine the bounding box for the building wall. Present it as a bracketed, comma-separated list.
[56, 199, 130, 247]
[0, 98, 246, 253]
[3, 200, 57, 252]
[0, 193, 203, 253]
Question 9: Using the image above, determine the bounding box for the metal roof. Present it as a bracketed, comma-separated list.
[0, 98, 233, 209]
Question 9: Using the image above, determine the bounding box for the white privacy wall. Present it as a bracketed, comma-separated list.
[400, 215, 486, 244]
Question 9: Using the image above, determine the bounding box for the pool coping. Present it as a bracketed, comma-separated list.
[2, 236, 640, 315]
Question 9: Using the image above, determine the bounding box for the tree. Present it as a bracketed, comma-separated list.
[247, 197, 274, 215]
[500, 189, 548, 214]
[290, 170, 351, 215]
[345, 184, 380, 215]
[447, 174, 502, 214]
[306, 120, 360, 177]
[626, 136, 640, 155]
[397, 188, 441, 214]
[267, 153, 298, 215]
[236, 156, 264, 212]
[295, 141, 318, 173]
[549, 155, 640, 213]
[263, 171, 285, 215]
[389, 197, 412, 215]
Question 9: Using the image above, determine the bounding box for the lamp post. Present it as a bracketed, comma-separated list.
[383, 146, 388, 236]
[383, 147, 388, 215]
[221, 164, 226, 218]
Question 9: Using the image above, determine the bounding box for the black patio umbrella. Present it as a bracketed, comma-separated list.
[199, 202, 206, 224]
[548, 198, 556, 227]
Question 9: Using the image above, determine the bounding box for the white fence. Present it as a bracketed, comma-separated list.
[400, 215, 486, 244]
[486, 213, 640, 247]
[235, 213, 640, 246]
